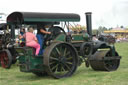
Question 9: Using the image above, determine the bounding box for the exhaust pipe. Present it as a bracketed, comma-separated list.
[85, 12, 92, 39]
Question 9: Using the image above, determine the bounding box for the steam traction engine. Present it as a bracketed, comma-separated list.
[6, 12, 121, 78]
[0, 24, 17, 68]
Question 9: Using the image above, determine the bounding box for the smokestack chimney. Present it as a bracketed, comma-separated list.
[85, 12, 92, 39]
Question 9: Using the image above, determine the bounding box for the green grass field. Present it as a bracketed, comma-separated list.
[0, 42, 128, 85]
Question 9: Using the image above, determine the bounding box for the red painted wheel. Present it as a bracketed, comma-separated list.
[0, 50, 12, 69]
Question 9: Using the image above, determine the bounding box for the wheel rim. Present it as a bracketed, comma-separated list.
[44, 42, 78, 78]
[0, 51, 9, 68]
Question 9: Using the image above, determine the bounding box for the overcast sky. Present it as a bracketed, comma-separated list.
[0, 0, 128, 29]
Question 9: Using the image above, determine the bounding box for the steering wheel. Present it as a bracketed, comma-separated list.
[44, 26, 66, 41]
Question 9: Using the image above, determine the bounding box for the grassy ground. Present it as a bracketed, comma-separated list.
[0, 42, 128, 85]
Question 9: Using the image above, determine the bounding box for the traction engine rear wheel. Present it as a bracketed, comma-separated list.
[43, 42, 78, 78]
[0, 49, 12, 69]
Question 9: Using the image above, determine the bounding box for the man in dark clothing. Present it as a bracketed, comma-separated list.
[36, 25, 51, 55]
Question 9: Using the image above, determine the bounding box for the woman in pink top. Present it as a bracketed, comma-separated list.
[23, 27, 40, 55]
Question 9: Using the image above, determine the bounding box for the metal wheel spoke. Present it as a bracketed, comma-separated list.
[50, 56, 59, 61]
[54, 66, 58, 73]
[51, 52, 57, 58]
[55, 47, 61, 55]
[65, 51, 71, 57]
[49, 61, 56, 65]
[61, 65, 66, 72]
[84, 47, 90, 54]
[4, 57, 8, 61]
[85, 47, 88, 52]
[0, 57, 4, 64]
[51, 64, 59, 71]
[3, 56, 8, 61]
[58, 64, 66, 72]
[66, 57, 73, 60]
[64, 48, 67, 56]
[0, 57, 6, 67]
[66, 62, 73, 65]
[63, 63, 71, 71]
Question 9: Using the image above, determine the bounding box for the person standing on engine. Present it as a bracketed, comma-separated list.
[36, 24, 51, 55]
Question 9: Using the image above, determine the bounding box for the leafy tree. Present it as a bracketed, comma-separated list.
[108, 27, 113, 30]
[98, 26, 107, 33]
[92, 29, 98, 35]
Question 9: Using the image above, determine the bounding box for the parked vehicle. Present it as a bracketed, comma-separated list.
[0, 23, 17, 68]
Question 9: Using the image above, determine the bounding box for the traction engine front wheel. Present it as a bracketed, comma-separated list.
[89, 50, 121, 71]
